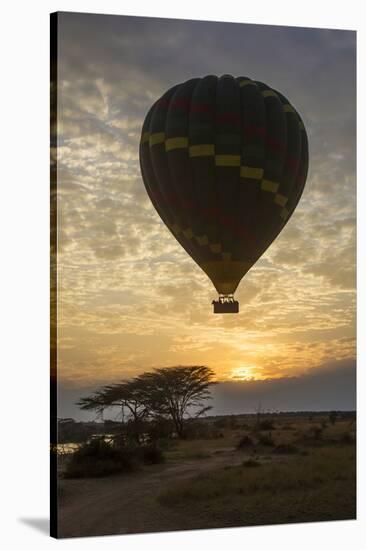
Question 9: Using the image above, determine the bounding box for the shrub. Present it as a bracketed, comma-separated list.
[329, 411, 338, 425]
[64, 439, 136, 478]
[153, 437, 177, 451]
[310, 426, 323, 440]
[281, 424, 294, 431]
[148, 418, 175, 440]
[257, 419, 275, 431]
[243, 458, 261, 468]
[229, 415, 238, 429]
[236, 435, 254, 450]
[273, 444, 299, 455]
[257, 433, 275, 447]
[64, 438, 164, 478]
[213, 418, 230, 429]
[141, 445, 165, 464]
[340, 432, 355, 445]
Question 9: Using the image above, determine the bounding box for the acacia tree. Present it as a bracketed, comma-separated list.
[135, 365, 217, 438]
[77, 366, 217, 440]
[78, 381, 149, 441]
[77, 390, 107, 421]
[103, 381, 150, 441]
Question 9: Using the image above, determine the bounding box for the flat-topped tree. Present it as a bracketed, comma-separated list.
[136, 365, 217, 438]
[78, 381, 150, 442]
[77, 366, 217, 440]
[77, 390, 108, 421]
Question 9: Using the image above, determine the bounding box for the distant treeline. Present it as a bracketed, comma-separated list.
[58, 410, 356, 444]
[207, 410, 356, 420]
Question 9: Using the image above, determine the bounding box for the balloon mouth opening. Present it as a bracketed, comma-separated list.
[212, 294, 239, 314]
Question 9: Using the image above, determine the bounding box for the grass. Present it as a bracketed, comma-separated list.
[59, 415, 356, 533]
[158, 445, 356, 523]
[165, 435, 231, 462]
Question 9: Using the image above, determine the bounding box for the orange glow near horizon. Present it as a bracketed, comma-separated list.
[55, 18, 356, 393]
[229, 366, 264, 381]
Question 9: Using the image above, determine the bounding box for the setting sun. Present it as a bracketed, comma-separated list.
[229, 366, 263, 381]
[55, 12, 355, 417]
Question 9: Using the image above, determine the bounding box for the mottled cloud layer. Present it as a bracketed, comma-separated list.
[55, 12, 356, 408]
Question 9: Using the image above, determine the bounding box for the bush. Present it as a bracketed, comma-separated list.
[236, 435, 254, 450]
[340, 432, 355, 445]
[240, 422, 250, 430]
[141, 445, 165, 464]
[213, 418, 230, 429]
[273, 444, 299, 455]
[281, 424, 295, 431]
[257, 419, 275, 431]
[243, 458, 261, 468]
[147, 418, 175, 440]
[64, 439, 136, 478]
[229, 415, 238, 429]
[329, 411, 338, 425]
[64, 438, 164, 478]
[310, 426, 323, 440]
[257, 433, 275, 447]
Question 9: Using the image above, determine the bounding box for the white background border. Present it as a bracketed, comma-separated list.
[0, 1, 364, 548]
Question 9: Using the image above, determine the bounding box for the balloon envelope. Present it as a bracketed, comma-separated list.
[139, 75, 308, 297]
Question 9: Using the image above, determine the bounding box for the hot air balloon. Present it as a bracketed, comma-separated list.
[139, 75, 308, 313]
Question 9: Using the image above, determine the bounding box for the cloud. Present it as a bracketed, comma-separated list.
[210, 358, 356, 414]
[58, 358, 356, 420]
[54, 13, 356, 393]
[94, 244, 125, 260]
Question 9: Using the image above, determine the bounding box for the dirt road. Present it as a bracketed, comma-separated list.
[58, 447, 243, 538]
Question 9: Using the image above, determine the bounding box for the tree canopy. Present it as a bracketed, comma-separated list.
[134, 366, 216, 436]
[77, 365, 217, 438]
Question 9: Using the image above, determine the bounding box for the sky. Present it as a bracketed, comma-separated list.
[55, 12, 356, 418]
